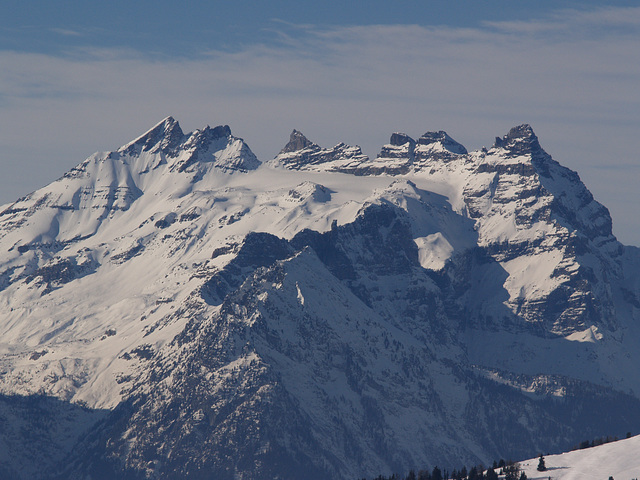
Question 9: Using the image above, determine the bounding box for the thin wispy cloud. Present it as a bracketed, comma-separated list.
[0, 6, 639, 243]
[50, 28, 83, 37]
[483, 6, 640, 35]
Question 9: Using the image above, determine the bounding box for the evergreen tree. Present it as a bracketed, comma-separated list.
[418, 469, 431, 480]
[537, 455, 546, 472]
[432, 466, 443, 480]
[503, 462, 521, 480]
[485, 467, 498, 480]
[468, 466, 479, 480]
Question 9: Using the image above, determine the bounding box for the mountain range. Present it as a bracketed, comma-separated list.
[1, 117, 639, 479]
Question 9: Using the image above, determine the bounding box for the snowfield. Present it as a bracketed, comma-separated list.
[520, 435, 640, 480]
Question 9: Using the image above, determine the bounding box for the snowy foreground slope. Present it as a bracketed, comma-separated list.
[1, 118, 640, 479]
[519, 435, 640, 480]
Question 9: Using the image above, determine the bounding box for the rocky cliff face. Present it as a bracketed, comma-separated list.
[1, 119, 639, 479]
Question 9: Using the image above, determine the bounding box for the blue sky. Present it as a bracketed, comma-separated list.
[1, 1, 639, 244]
[2, 1, 637, 57]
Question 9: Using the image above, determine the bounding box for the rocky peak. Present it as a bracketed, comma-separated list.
[184, 124, 234, 150]
[280, 130, 317, 154]
[206, 124, 232, 140]
[371, 133, 416, 174]
[493, 124, 543, 156]
[417, 131, 467, 155]
[389, 133, 416, 147]
[175, 124, 259, 174]
[271, 131, 367, 173]
[127, 116, 185, 155]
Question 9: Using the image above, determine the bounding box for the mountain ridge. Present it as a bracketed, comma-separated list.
[1, 118, 639, 479]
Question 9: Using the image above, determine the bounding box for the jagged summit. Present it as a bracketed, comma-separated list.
[206, 124, 232, 139]
[493, 124, 544, 156]
[116, 118, 259, 174]
[123, 116, 185, 155]
[363, 129, 469, 175]
[368, 133, 417, 175]
[389, 132, 416, 147]
[270, 130, 368, 172]
[418, 130, 467, 154]
[280, 129, 316, 154]
[121, 118, 239, 160]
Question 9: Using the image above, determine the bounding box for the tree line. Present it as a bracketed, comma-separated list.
[571, 432, 632, 451]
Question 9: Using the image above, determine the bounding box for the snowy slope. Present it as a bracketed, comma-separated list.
[1, 118, 640, 479]
[519, 435, 640, 480]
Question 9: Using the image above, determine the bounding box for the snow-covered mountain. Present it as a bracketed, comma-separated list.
[1, 118, 640, 479]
